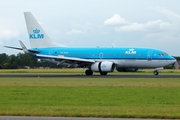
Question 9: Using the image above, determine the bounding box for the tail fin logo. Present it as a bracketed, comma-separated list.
[30, 28, 44, 39]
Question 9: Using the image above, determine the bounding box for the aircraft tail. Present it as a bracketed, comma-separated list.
[24, 12, 66, 48]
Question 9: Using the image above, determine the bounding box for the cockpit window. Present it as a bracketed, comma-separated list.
[158, 53, 168, 56]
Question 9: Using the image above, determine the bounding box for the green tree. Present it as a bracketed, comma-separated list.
[0, 53, 8, 65]
[3, 62, 9, 69]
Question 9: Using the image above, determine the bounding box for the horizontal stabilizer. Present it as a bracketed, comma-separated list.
[4, 41, 40, 53]
[4, 46, 22, 50]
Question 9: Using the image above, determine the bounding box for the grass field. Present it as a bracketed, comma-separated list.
[0, 77, 180, 118]
[0, 69, 180, 75]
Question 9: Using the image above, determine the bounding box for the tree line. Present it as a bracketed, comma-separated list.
[0, 53, 179, 69]
[0, 53, 59, 69]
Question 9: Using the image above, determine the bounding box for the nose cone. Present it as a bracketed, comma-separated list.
[170, 56, 177, 64]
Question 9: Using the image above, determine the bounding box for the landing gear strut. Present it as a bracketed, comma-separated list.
[154, 71, 159, 75]
[85, 70, 93, 75]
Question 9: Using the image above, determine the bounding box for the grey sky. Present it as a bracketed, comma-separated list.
[0, 0, 180, 55]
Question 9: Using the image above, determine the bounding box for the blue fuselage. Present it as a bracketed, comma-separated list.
[31, 47, 175, 60]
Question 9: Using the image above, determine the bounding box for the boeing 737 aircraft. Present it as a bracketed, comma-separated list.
[5, 12, 176, 75]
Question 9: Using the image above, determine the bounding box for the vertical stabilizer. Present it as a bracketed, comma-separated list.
[24, 12, 66, 48]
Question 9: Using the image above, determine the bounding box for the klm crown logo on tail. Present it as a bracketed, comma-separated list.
[29, 28, 44, 39]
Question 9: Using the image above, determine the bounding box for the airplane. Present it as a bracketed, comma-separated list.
[5, 12, 176, 75]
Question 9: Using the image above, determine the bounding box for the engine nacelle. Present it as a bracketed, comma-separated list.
[91, 62, 116, 72]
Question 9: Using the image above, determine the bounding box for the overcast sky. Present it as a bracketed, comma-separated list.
[1, 0, 180, 55]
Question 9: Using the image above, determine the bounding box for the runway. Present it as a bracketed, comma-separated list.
[0, 116, 175, 120]
[0, 74, 180, 78]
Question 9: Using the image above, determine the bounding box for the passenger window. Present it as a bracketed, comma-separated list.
[158, 53, 162, 56]
[142, 54, 143, 56]
[139, 54, 141, 56]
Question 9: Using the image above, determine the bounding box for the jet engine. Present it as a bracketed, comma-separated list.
[91, 62, 116, 72]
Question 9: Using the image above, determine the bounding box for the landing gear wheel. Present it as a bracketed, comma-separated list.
[100, 72, 108, 75]
[154, 71, 159, 75]
[85, 70, 93, 75]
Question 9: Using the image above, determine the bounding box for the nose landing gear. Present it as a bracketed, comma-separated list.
[154, 67, 163, 75]
[154, 71, 159, 75]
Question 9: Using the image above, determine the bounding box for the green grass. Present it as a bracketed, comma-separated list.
[0, 69, 180, 75]
[0, 78, 180, 118]
[0, 78, 180, 87]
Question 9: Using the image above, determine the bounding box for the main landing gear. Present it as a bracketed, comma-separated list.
[85, 70, 93, 75]
[100, 72, 108, 75]
[154, 71, 159, 75]
[85, 70, 108, 75]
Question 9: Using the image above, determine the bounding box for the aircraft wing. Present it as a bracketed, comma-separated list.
[5, 40, 95, 68]
[36, 54, 95, 67]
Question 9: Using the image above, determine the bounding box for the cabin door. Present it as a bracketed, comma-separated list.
[99, 53, 103, 59]
[147, 51, 153, 61]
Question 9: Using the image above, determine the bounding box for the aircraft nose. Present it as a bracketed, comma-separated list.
[171, 57, 177, 64]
